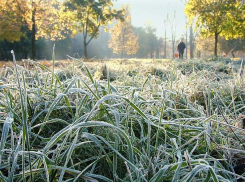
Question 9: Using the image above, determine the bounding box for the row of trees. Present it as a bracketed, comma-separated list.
[0, 1, 167, 60]
[0, 21, 166, 60]
[1, 18, 243, 60]
[1, 0, 245, 60]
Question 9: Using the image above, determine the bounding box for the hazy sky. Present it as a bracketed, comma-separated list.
[114, 0, 187, 39]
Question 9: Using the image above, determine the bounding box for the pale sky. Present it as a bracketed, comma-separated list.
[114, 0, 187, 39]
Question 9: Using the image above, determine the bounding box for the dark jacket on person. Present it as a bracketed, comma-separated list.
[177, 42, 186, 53]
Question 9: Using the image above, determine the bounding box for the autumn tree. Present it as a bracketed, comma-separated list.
[64, 0, 124, 58]
[108, 5, 139, 58]
[185, 0, 240, 57]
[0, 0, 67, 60]
[27, 0, 69, 60]
[0, 0, 25, 42]
[222, 1, 245, 40]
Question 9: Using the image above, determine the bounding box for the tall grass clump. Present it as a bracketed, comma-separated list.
[0, 55, 245, 181]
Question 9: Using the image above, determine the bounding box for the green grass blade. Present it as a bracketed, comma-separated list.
[0, 113, 13, 163]
[58, 131, 79, 182]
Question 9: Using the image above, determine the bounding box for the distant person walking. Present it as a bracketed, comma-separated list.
[177, 38, 186, 59]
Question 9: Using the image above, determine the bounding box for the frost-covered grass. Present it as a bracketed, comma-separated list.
[0, 56, 245, 181]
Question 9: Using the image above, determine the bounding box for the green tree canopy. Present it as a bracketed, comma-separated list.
[64, 0, 124, 58]
[185, 0, 244, 57]
[144, 22, 158, 58]
[133, 24, 160, 59]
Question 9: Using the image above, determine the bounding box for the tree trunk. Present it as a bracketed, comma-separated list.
[0, 50, 2, 60]
[164, 29, 167, 58]
[31, 4, 36, 60]
[189, 25, 194, 59]
[156, 48, 159, 59]
[83, 39, 88, 58]
[214, 32, 218, 57]
[24, 51, 28, 59]
[122, 30, 125, 59]
[120, 51, 123, 59]
[186, 26, 188, 59]
[150, 51, 153, 59]
[172, 37, 175, 59]
[171, 30, 176, 59]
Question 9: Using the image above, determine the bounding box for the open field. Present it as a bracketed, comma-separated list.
[1, 57, 245, 181]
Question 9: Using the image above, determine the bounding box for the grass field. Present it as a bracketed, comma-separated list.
[0, 55, 245, 181]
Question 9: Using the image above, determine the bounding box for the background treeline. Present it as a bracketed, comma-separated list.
[2, 24, 245, 60]
[0, 24, 165, 60]
[1, 0, 245, 60]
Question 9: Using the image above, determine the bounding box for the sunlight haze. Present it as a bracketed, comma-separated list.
[114, 0, 186, 39]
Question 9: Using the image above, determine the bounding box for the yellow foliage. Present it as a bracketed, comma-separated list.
[108, 5, 139, 56]
[0, 0, 69, 41]
[185, 0, 245, 39]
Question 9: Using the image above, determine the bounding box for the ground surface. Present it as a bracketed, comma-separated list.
[0, 58, 245, 181]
